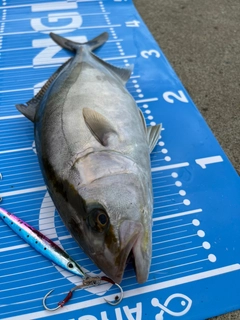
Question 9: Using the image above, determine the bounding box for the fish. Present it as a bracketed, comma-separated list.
[0, 207, 85, 277]
[16, 32, 161, 284]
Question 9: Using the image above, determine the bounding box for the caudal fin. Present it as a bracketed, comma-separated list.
[49, 32, 109, 52]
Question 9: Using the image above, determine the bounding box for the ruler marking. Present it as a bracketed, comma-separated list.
[152, 162, 190, 172]
[153, 209, 202, 221]
[136, 98, 158, 103]
[0, 186, 47, 198]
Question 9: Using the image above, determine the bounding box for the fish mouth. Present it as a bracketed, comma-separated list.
[106, 220, 150, 284]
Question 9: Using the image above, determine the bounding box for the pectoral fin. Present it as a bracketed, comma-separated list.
[83, 108, 118, 146]
[147, 124, 162, 153]
[138, 109, 147, 134]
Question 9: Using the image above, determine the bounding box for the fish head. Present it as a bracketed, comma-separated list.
[67, 172, 153, 284]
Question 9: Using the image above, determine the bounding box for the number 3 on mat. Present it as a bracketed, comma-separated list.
[141, 49, 160, 59]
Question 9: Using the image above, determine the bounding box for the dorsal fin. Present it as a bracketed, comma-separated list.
[147, 124, 162, 153]
[16, 58, 72, 122]
[32, 57, 72, 103]
[91, 52, 133, 84]
[83, 108, 118, 146]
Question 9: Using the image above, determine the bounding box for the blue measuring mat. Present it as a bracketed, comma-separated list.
[0, 1, 240, 319]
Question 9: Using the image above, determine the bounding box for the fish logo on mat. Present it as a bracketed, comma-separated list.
[151, 293, 192, 319]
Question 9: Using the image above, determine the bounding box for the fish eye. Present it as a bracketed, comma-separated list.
[67, 262, 75, 269]
[88, 208, 109, 232]
[97, 211, 108, 226]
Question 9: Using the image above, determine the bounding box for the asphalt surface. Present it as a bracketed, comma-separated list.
[133, 0, 240, 319]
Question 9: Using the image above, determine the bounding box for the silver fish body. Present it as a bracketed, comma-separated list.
[16, 32, 161, 283]
[0, 207, 85, 277]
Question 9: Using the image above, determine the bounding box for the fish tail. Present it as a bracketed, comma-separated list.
[49, 32, 109, 52]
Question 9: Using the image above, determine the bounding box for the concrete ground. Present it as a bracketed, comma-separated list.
[133, 0, 240, 319]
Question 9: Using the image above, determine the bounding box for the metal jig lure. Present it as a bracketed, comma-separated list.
[0, 207, 85, 277]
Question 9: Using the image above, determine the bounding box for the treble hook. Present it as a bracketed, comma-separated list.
[43, 276, 123, 311]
